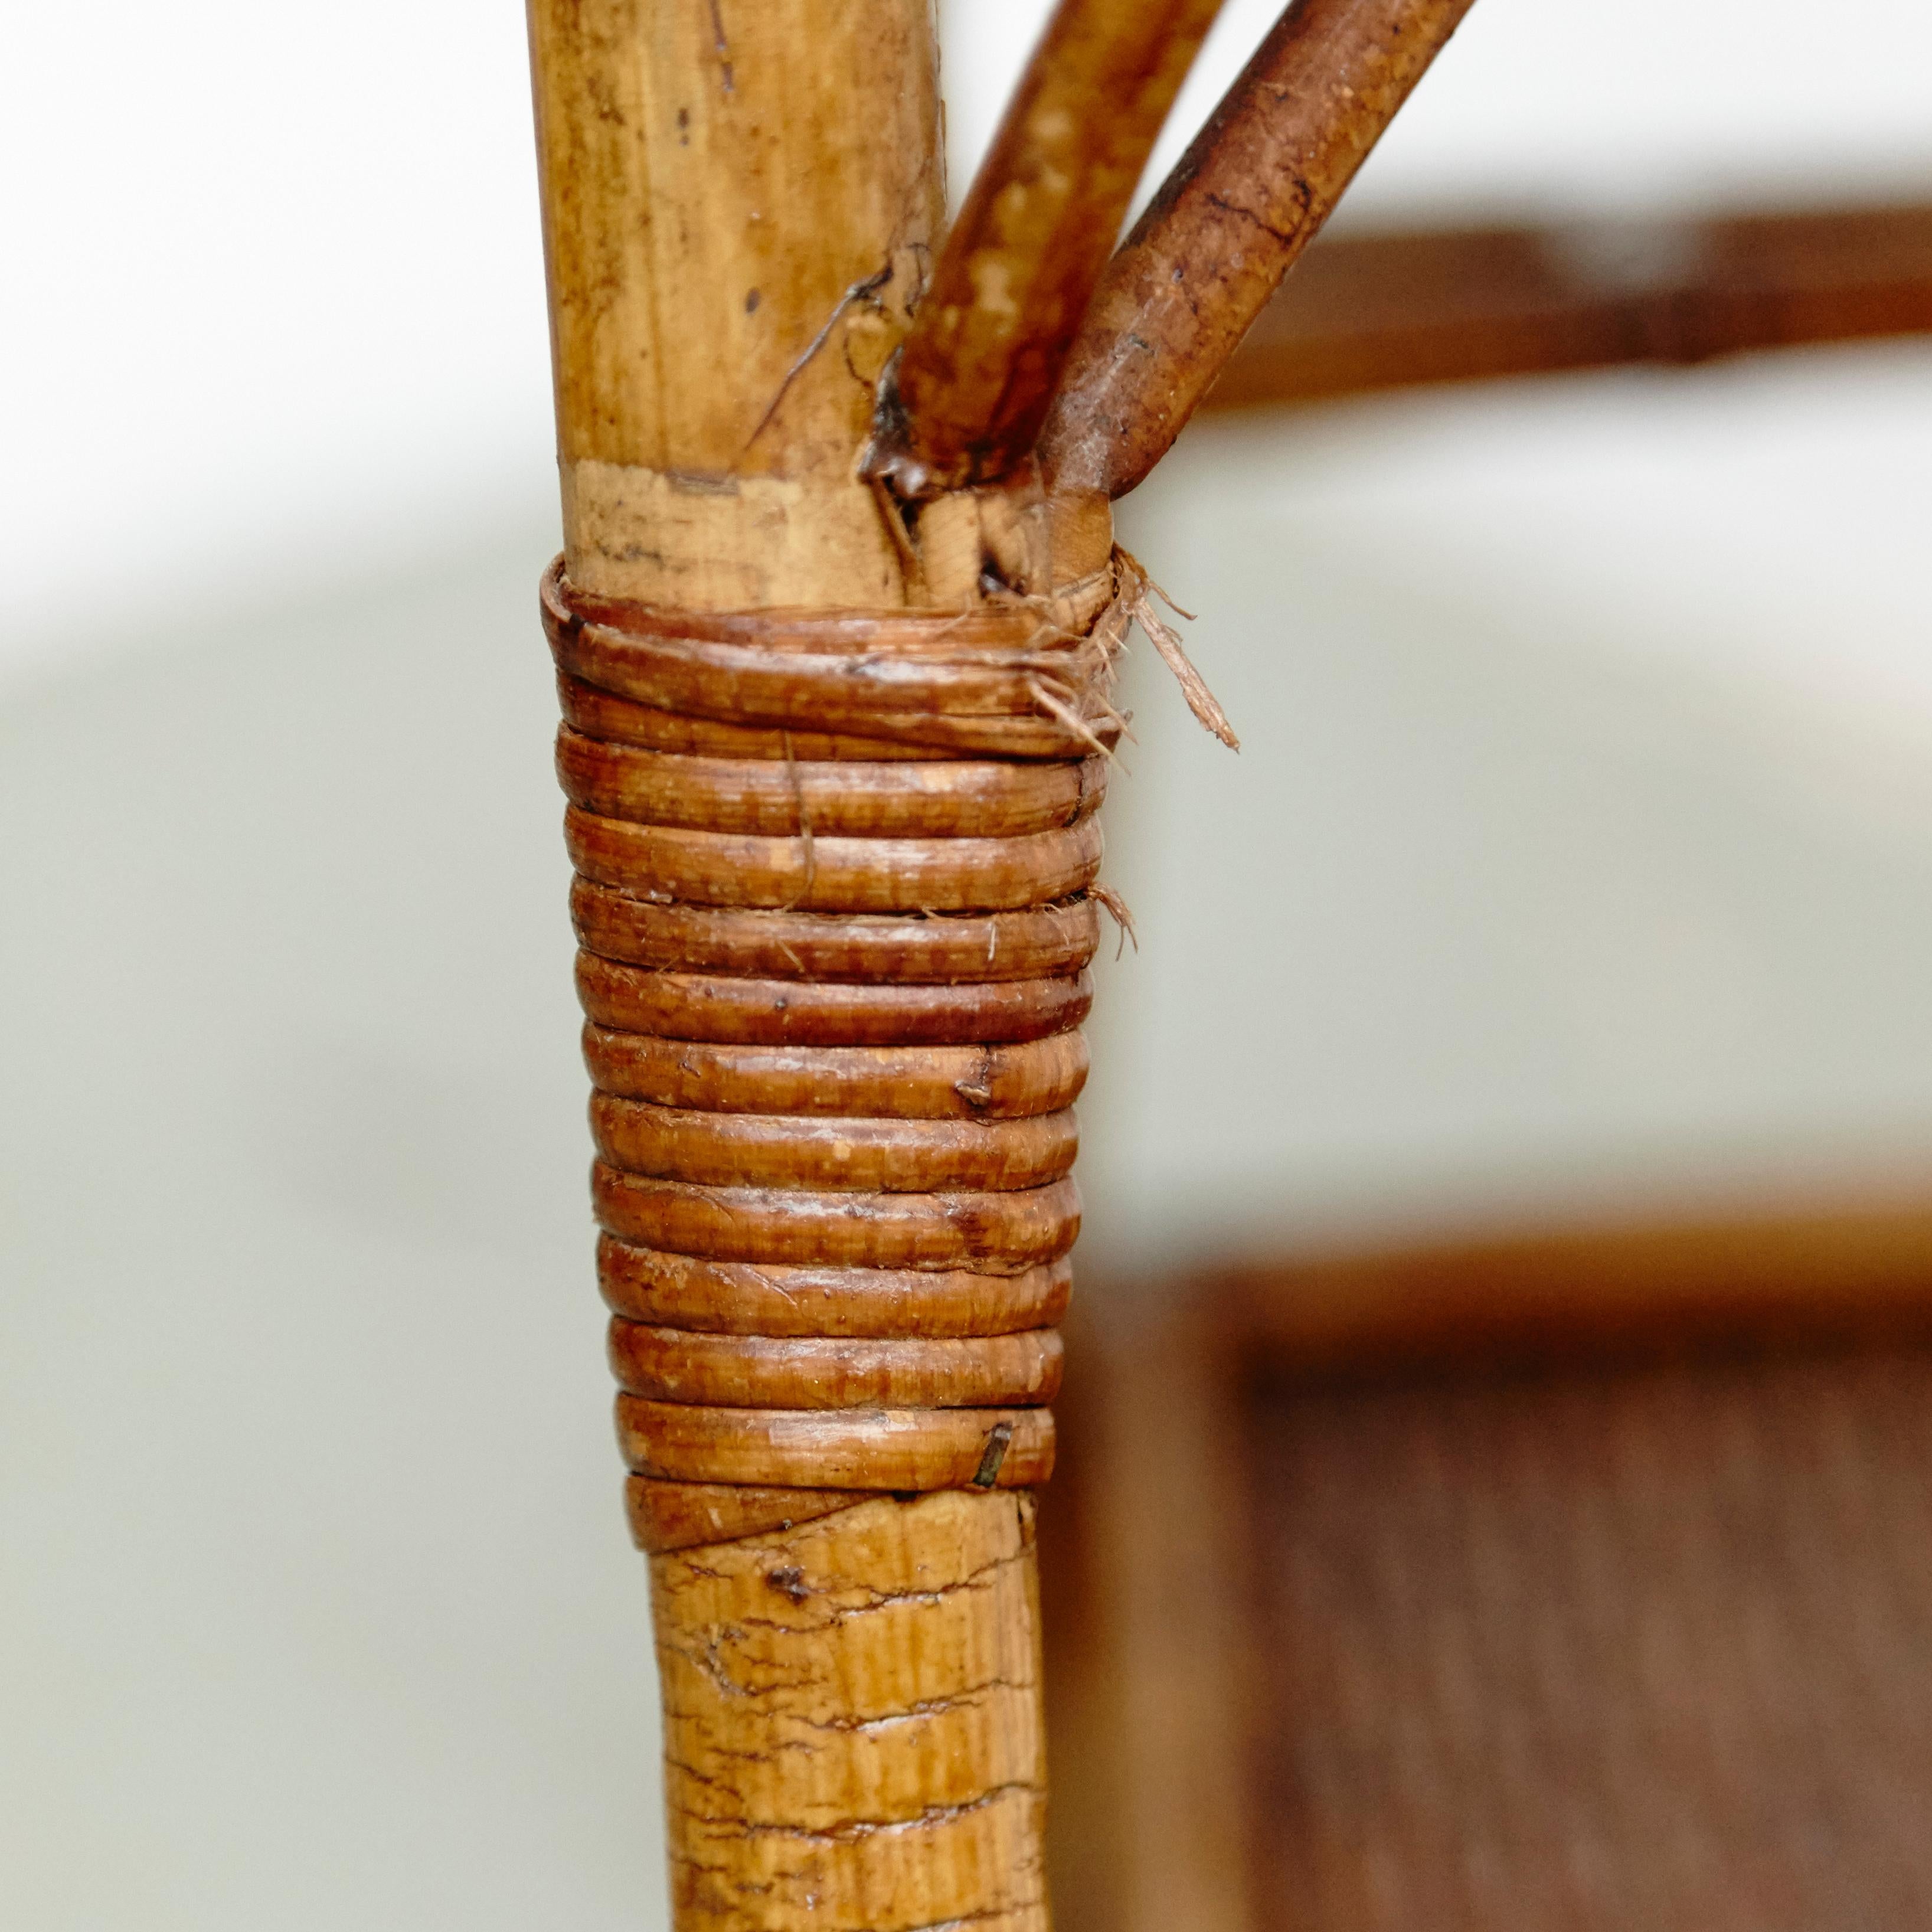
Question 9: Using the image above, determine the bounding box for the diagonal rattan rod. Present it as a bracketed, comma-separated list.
[1037, 0, 1477, 499]
[868, 0, 1225, 498]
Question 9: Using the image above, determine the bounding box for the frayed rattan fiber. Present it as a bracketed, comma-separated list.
[543, 554, 1132, 1554]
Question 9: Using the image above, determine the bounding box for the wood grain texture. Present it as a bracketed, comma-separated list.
[653, 1492, 1050, 1927]
[875, 0, 1224, 493]
[1038, 0, 1476, 498]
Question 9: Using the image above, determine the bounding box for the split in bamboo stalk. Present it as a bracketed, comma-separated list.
[1038, 0, 1479, 498]
[868, 0, 1226, 498]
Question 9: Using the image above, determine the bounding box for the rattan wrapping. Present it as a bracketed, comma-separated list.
[543, 557, 1126, 1552]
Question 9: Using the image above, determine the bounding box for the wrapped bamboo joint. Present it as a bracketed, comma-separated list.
[522, 0, 1470, 1924]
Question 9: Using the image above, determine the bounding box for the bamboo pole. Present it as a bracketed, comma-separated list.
[1038, 0, 1477, 498]
[527, 0, 940, 610]
[525, 6, 1062, 1928]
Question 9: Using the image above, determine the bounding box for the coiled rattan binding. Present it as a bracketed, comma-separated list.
[543, 554, 1129, 1552]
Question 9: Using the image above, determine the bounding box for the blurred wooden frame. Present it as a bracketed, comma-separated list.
[1039, 192, 1932, 1932]
[1204, 199, 1932, 413]
[1038, 1195, 1932, 1932]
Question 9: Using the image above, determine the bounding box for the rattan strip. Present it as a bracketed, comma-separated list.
[545, 558, 1123, 1551]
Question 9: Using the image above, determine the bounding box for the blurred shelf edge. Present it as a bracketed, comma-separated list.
[1040, 1188, 1932, 1932]
[1204, 198, 1932, 411]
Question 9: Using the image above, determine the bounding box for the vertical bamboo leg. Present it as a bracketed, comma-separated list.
[527, 0, 939, 613]
[525, 6, 1055, 1926]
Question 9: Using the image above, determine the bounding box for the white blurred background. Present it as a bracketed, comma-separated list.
[5, 1, 1931, 1924]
